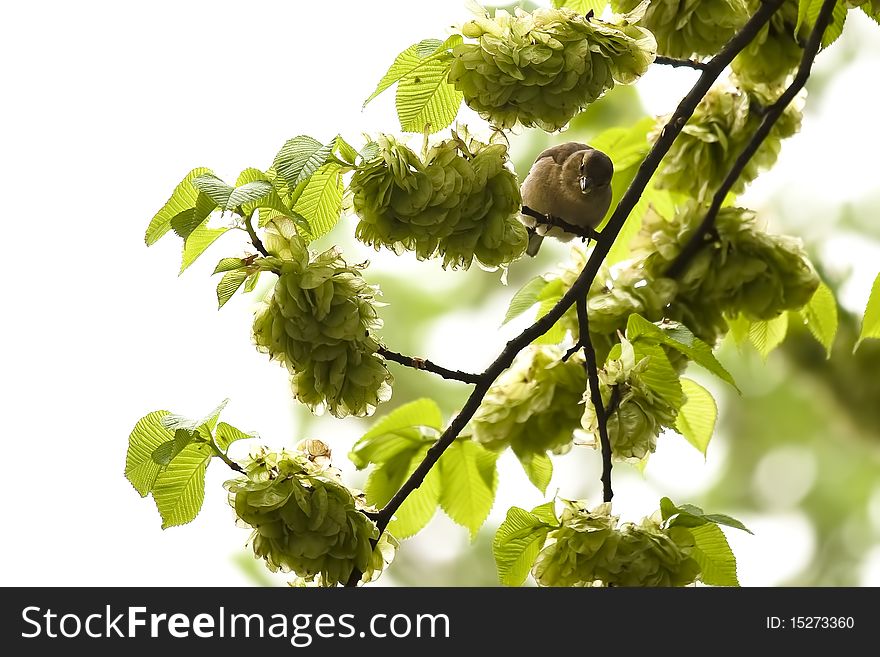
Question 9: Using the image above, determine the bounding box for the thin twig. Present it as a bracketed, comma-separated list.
[207, 440, 245, 474]
[666, 0, 838, 279]
[345, 0, 784, 586]
[654, 56, 709, 72]
[576, 296, 613, 502]
[243, 213, 269, 257]
[378, 346, 481, 385]
[521, 205, 600, 241]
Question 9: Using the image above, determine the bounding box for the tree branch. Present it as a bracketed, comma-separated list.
[378, 346, 481, 385]
[243, 213, 269, 257]
[345, 0, 784, 586]
[666, 0, 837, 280]
[654, 56, 709, 71]
[521, 205, 600, 241]
[576, 296, 613, 502]
[206, 439, 245, 474]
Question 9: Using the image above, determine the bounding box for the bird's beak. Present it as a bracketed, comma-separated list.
[579, 176, 593, 194]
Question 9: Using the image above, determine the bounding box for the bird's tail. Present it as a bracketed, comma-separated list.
[526, 230, 543, 257]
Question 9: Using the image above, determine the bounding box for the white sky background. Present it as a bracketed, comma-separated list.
[1, 1, 879, 587]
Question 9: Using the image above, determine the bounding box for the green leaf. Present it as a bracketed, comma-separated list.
[293, 162, 343, 239]
[748, 313, 789, 359]
[533, 279, 569, 346]
[335, 135, 359, 166]
[520, 452, 553, 494]
[856, 271, 880, 350]
[633, 342, 683, 409]
[530, 500, 559, 525]
[234, 168, 297, 221]
[726, 313, 751, 347]
[125, 410, 173, 496]
[690, 523, 739, 587]
[145, 167, 213, 245]
[180, 224, 229, 274]
[365, 444, 440, 539]
[151, 443, 212, 529]
[675, 378, 717, 457]
[213, 257, 247, 274]
[800, 279, 837, 357]
[214, 422, 258, 451]
[626, 314, 738, 391]
[552, 0, 608, 14]
[359, 141, 381, 162]
[364, 36, 460, 106]
[244, 271, 260, 293]
[387, 463, 442, 539]
[493, 507, 553, 587]
[191, 173, 234, 208]
[272, 136, 335, 190]
[396, 58, 463, 133]
[151, 429, 194, 466]
[350, 398, 443, 468]
[169, 192, 217, 240]
[660, 497, 752, 534]
[590, 117, 654, 170]
[161, 399, 229, 435]
[217, 269, 249, 308]
[863, 4, 880, 24]
[227, 181, 273, 211]
[439, 440, 499, 539]
[503, 276, 548, 325]
[797, 0, 848, 48]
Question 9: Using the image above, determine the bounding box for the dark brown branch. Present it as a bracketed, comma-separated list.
[654, 56, 709, 72]
[521, 205, 600, 241]
[377, 346, 481, 385]
[574, 296, 613, 501]
[206, 440, 245, 474]
[666, 0, 837, 280]
[345, 0, 784, 586]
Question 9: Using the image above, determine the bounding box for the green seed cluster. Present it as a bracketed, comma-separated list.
[471, 346, 586, 462]
[633, 202, 819, 343]
[350, 134, 527, 270]
[655, 81, 803, 200]
[612, 0, 749, 59]
[252, 237, 392, 418]
[226, 447, 394, 586]
[581, 339, 680, 461]
[447, 6, 655, 131]
[533, 502, 701, 587]
[732, 0, 802, 87]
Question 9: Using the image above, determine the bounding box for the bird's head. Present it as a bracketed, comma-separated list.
[579, 149, 614, 195]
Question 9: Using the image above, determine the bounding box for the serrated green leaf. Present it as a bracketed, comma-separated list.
[749, 313, 789, 359]
[552, 0, 608, 14]
[234, 167, 296, 221]
[151, 429, 194, 466]
[396, 59, 463, 133]
[227, 181, 273, 211]
[365, 448, 422, 506]
[590, 117, 654, 170]
[335, 135, 359, 165]
[145, 167, 213, 245]
[191, 173, 234, 208]
[530, 500, 559, 525]
[162, 399, 229, 435]
[856, 271, 880, 350]
[213, 257, 246, 274]
[520, 452, 553, 494]
[493, 507, 553, 587]
[634, 342, 683, 409]
[180, 224, 229, 274]
[272, 135, 335, 190]
[364, 36, 461, 107]
[661, 497, 752, 534]
[365, 444, 440, 539]
[502, 276, 548, 325]
[293, 163, 343, 239]
[151, 443, 212, 529]
[439, 440, 498, 539]
[350, 399, 442, 468]
[797, 0, 848, 47]
[125, 410, 173, 496]
[675, 378, 717, 457]
[170, 192, 217, 240]
[800, 279, 837, 357]
[215, 422, 258, 451]
[217, 269, 248, 308]
[387, 463, 442, 539]
[626, 314, 738, 391]
[690, 523, 739, 586]
[863, 4, 880, 24]
[359, 142, 381, 162]
[533, 279, 569, 345]
[244, 270, 260, 293]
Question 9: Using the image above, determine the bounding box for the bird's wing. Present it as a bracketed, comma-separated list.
[532, 142, 590, 166]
